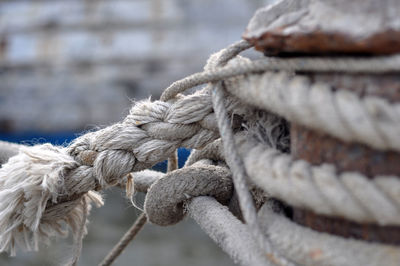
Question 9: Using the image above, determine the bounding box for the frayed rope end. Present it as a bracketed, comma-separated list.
[0, 144, 103, 256]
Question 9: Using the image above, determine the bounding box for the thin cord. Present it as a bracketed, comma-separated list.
[98, 149, 179, 266]
[98, 213, 147, 266]
[212, 82, 295, 266]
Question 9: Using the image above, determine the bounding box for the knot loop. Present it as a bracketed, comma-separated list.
[144, 163, 233, 226]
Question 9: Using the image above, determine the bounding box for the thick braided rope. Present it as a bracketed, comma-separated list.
[0, 90, 219, 254]
[2, 38, 400, 264]
[258, 203, 400, 266]
[237, 136, 400, 225]
[68, 90, 218, 189]
[99, 148, 181, 266]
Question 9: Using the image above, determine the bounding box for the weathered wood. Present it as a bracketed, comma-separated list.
[244, 0, 400, 55]
[291, 124, 400, 178]
[292, 208, 400, 245]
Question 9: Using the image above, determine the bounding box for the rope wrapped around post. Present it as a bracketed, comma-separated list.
[1, 39, 400, 266]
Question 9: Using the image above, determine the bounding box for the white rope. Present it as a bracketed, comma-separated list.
[258, 203, 400, 266]
[0, 89, 218, 254]
[189, 196, 271, 266]
[238, 137, 400, 225]
[224, 70, 400, 152]
[161, 53, 400, 102]
[130, 170, 275, 266]
[212, 85, 295, 266]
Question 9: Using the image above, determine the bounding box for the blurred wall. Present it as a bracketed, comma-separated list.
[0, 0, 267, 133]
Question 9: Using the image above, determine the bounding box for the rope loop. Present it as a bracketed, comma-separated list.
[144, 162, 233, 226]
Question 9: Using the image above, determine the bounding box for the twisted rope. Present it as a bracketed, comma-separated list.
[0, 90, 219, 255]
[144, 160, 233, 226]
[258, 202, 400, 266]
[124, 170, 273, 266]
[225, 70, 400, 152]
[212, 85, 295, 266]
[161, 53, 400, 102]
[238, 137, 400, 225]
[203, 40, 294, 265]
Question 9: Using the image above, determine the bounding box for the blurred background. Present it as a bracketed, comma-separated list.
[0, 0, 271, 265]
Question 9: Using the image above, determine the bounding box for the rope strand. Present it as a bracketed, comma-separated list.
[98, 213, 147, 266]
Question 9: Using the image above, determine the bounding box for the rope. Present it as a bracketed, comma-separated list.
[184, 139, 224, 167]
[188, 196, 271, 266]
[161, 53, 400, 102]
[224, 70, 400, 152]
[127, 169, 273, 266]
[98, 213, 147, 266]
[212, 84, 294, 266]
[144, 160, 233, 226]
[1, 39, 400, 266]
[258, 202, 400, 266]
[237, 135, 400, 225]
[208, 40, 295, 266]
[98, 149, 180, 266]
[0, 89, 219, 254]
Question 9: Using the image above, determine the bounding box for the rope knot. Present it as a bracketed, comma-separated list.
[144, 163, 233, 226]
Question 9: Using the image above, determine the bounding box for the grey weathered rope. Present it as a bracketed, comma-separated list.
[189, 196, 271, 266]
[2, 38, 400, 266]
[0, 90, 219, 254]
[99, 153, 179, 266]
[161, 52, 400, 102]
[257, 203, 400, 266]
[129, 171, 273, 266]
[212, 84, 294, 266]
[225, 70, 400, 151]
[128, 170, 165, 193]
[144, 161, 233, 226]
[98, 213, 147, 266]
[161, 40, 252, 101]
[238, 137, 400, 225]
[184, 139, 224, 167]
